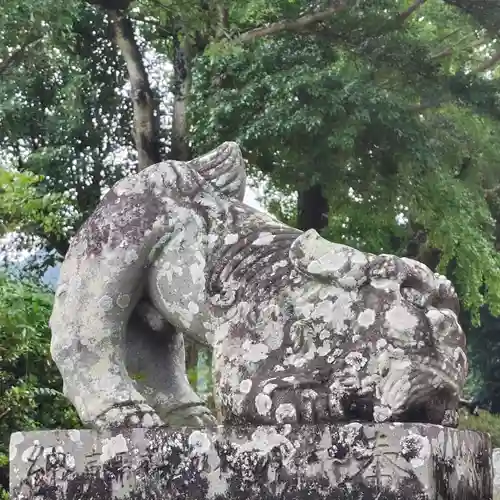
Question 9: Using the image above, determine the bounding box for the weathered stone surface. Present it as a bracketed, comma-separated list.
[9, 424, 492, 500]
[493, 448, 500, 497]
[49, 141, 468, 430]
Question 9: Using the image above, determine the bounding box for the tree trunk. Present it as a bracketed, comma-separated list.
[109, 10, 161, 170]
[169, 33, 192, 162]
[296, 184, 329, 232]
[166, 25, 209, 383]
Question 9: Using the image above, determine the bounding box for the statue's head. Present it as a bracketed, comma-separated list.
[286, 229, 466, 426]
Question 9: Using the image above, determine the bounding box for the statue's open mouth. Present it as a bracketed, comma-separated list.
[378, 365, 461, 426]
[396, 389, 457, 425]
[337, 362, 461, 427]
[253, 362, 461, 427]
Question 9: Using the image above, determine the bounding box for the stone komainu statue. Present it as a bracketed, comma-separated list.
[49, 143, 467, 430]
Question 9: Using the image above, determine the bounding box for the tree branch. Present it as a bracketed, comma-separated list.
[216, 1, 230, 39]
[398, 0, 427, 22]
[243, 0, 427, 50]
[441, 0, 500, 34]
[431, 35, 487, 59]
[87, 0, 132, 10]
[0, 34, 44, 76]
[237, 2, 347, 43]
[474, 48, 500, 73]
[0, 407, 11, 420]
[484, 185, 500, 199]
[430, 46, 453, 59]
[128, 13, 173, 39]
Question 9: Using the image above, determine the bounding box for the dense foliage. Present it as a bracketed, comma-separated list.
[0, 170, 68, 240]
[189, 1, 500, 317]
[460, 410, 500, 448]
[3, 0, 500, 493]
[0, 172, 80, 496]
[0, 275, 82, 497]
[3, 1, 500, 311]
[1, 0, 136, 255]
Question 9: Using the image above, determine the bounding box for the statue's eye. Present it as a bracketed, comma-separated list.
[284, 302, 295, 317]
[401, 286, 426, 309]
[430, 290, 460, 315]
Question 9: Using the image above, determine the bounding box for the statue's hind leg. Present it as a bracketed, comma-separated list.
[49, 203, 168, 429]
[50, 143, 246, 429]
[127, 301, 216, 426]
[49, 160, 210, 429]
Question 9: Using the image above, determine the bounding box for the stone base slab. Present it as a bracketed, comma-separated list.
[493, 448, 500, 497]
[10, 423, 492, 500]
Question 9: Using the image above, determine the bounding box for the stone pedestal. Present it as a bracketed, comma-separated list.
[493, 448, 500, 498]
[10, 423, 492, 500]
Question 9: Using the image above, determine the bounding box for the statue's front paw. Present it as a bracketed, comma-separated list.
[164, 404, 217, 427]
[95, 402, 164, 430]
[441, 408, 459, 428]
[249, 386, 333, 425]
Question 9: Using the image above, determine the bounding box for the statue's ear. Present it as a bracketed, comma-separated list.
[289, 229, 335, 273]
[187, 142, 246, 201]
[289, 229, 372, 289]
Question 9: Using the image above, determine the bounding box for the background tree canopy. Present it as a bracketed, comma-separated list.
[3, 0, 500, 494]
[3, 0, 500, 312]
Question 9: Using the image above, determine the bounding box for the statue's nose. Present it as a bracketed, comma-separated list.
[400, 273, 459, 315]
[401, 260, 459, 315]
[367, 255, 459, 315]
